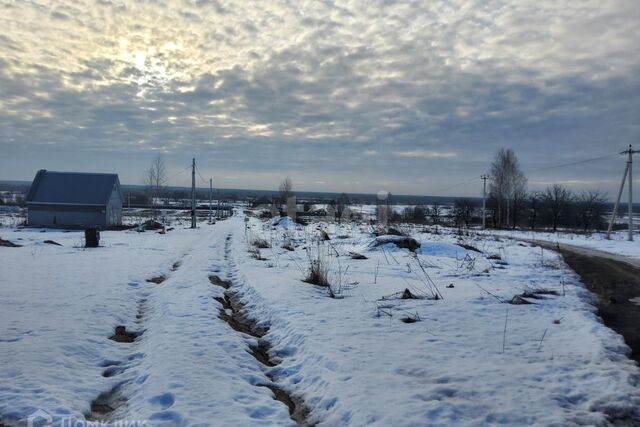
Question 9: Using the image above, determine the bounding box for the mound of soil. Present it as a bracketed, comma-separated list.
[138, 220, 163, 231]
[0, 238, 21, 247]
[373, 235, 421, 252]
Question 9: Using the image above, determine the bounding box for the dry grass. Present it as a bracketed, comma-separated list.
[251, 237, 271, 249]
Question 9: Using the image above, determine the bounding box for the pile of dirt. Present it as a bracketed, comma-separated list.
[372, 235, 421, 252]
[137, 220, 163, 231]
[146, 275, 166, 284]
[109, 326, 139, 343]
[0, 237, 21, 247]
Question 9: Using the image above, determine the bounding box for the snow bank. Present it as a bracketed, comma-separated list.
[269, 216, 296, 229]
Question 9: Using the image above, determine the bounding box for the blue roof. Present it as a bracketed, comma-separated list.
[26, 170, 121, 206]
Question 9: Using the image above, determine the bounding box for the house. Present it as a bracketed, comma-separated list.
[26, 170, 123, 228]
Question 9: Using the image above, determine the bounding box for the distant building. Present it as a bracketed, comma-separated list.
[26, 170, 123, 228]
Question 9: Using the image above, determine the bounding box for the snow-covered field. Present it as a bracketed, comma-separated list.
[1, 214, 639, 426]
[479, 229, 640, 260]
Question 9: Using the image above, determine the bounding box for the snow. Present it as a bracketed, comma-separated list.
[480, 229, 640, 260]
[1, 216, 639, 426]
[0, 225, 290, 426]
[269, 216, 297, 229]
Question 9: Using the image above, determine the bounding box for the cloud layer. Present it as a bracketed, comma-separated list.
[1, 0, 639, 195]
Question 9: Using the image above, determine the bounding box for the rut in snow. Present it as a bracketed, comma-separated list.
[209, 234, 312, 426]
[88, 253, 188, 421]
[88, 275, 161, 421]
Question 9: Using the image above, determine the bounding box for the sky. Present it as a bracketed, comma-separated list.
[0, 0, 639, 197]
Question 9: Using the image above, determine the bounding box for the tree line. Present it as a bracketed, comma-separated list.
[396, 148, 613, 233]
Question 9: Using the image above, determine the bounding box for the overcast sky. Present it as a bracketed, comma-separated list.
[1, 0, 639, 197]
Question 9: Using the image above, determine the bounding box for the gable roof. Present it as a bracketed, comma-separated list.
[26, 170, 122, 206]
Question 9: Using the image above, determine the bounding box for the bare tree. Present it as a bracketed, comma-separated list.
[542, 184, 573, 232]
[528, 191, 541, 230]
[577, 189, 608, 232]
[336, 192, 350, 222]
[144, 155, 167, 219]
[278, 177, 294, 213]
[428, 203, 442, 225]
[489, 148, 527, 228]
[453, 198, 477, 228]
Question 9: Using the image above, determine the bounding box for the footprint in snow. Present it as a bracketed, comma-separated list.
[149, 392, 176, 410]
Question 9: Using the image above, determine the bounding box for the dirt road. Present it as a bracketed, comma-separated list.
[523, 239, 640, 363]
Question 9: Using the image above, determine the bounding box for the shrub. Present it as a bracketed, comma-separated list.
[251, 237, 271, 248]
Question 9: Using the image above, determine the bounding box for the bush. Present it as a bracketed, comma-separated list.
[304, 247, 330, 287]
[251, 237, 271, 248]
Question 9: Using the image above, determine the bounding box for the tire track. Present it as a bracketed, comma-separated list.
[87, 254, 186, 422]
[209, 233, 312, 426]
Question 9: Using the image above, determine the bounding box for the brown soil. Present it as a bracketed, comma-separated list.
[210, 277, 312, 425]
[555, 248, 640, 363]
[374, 236, 420, 252]
[146, 275, 166, 284]
[209, 275, 232, 289]
[87, 384, 126, 422]
[0, 238, 21, 247]
[109, 326, 139, 343]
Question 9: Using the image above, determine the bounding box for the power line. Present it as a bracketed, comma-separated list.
[429, 151, 620, 196]
[194, 163, 209, 186]
[166, 165, 192, 183]
[525, 151, 619, 174]
[430, 175, 483, 195]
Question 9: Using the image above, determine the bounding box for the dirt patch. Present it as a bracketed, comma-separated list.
[86, 384, 126, 422]
[554, 248, 640, 363]
[258, 383, 312, 426]
[457, 243, 481, 252]
[43, 240, 62, 246]
[373, 236, 420, 252]
[0, 238, 21, 247]
[209, 275, 232, 289]
[212, 284, 312, 425]
[146, 275, 166, 284]
[509, 289, 559, 305]
[109, 326, 140, 343]
[171, 261, 182, 271]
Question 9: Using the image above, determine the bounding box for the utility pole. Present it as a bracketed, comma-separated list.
[607, 145, 638, 241]
[481, 174, 488, 229]
[191, 158, 196, 229]
[209, 178, 213, 223]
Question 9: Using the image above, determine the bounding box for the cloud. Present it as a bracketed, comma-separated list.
[393, 150, 458, 159]
[0, 0, 639, 195]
